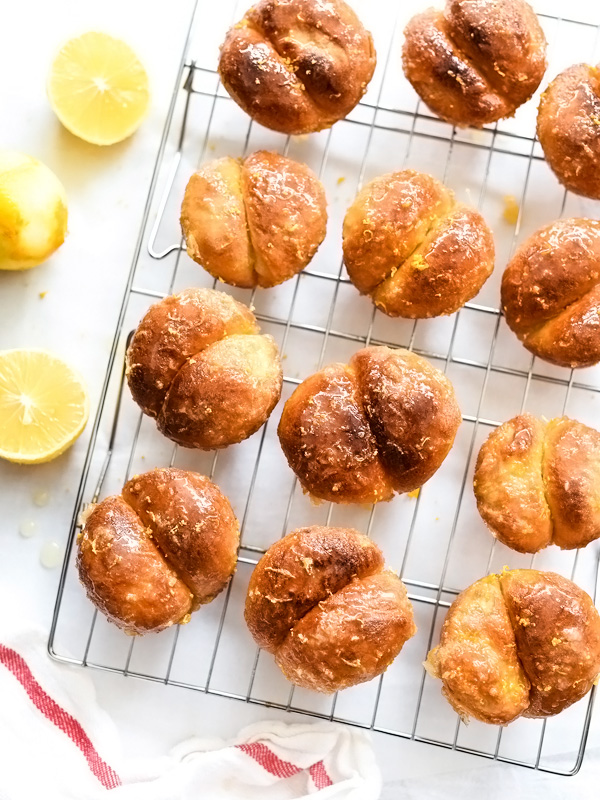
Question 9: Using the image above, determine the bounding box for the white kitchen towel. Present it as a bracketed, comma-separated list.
[0, 626, 381, 800]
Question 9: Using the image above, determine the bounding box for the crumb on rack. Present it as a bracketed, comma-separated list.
[337, 176, 345, 185]
[39, 291, 47, 299]
[503, 195, 520, 225]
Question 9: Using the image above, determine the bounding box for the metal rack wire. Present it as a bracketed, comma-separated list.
[49, 0, 600, 776]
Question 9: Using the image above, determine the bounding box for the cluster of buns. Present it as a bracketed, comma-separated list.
[74, 0, 600, 731]
[77, 468, 240, 634]
[126, 288, 282, 449]
[475, 414, 600, 553]
[278, 345, 461, 503]
[181, 151, 327, 288]
[402, 0, 600, 203]
[215, 0, 600, 207]
[245, 526, 416, 692]
[426, 569, 600, 723]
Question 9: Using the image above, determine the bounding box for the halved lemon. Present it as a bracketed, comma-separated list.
[47, 32, 150, 146]
[0, 349, 89, 464]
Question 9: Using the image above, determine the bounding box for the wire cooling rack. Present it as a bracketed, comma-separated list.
[49, 0, 600, 776]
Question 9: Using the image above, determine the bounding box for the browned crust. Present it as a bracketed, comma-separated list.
[351, 347, 462, 492]
[343, 170, 453, 296]
[180, 157, 255, 288]
[537, 64, 600, 199]
[77, 469, 240, 634]
[278, 347, 461, 503]
[427, 569, 600, 723]
[180, 151, 327, 289]
[218, 0, 376, 134]
[242, 151, 327, 287]
[244, 526, 384, 652]
[343, 170, 494, 318]
[77, 496, 193, 634]
[445, 0, 546, 99]
[523, 284, 600, 368]
[276, 571, 416, 693]
[474, 414, 552, 553]
[122, 468, 240, 607]
[475, 413, 600, 552]
[158, 334, 283, 450]
[373, 204, 494, 318]
[126, 288, 257, 418]
[403, 9, 507, 128]
[402, 0, 547, 128]
[500, 570, 600, 717]
[126, 288, 282, 449]
[244, 525, 416, 693]
[276, 362, 394, 504]
[543, 418, 600, 549]
[501, 218, 600, 368]
[425, 575, 530, 724]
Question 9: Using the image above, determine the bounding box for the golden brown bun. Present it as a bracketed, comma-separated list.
[245, 526, 416, 692]
[542, 418, 600, 549]
[501, 218, 600, 368]
[122, 469, 240, 607]
[426, 569, 600, 723]
[402, 0, 547, 128]
[217, 0, 376, 134]
[157, 333, 283, 449]
[126, 288, 282, 449]
[342, 170, 495, 318]
[425, 575, 530, 725]
[474, 414, 552, 553]
[277, 363, 394, 504]
[245, 526, 384, 652]
[501, 570, 600, 717]
[537, 64, 600, 199]
[277, 346, 461, 503]
[180, 151, 327, 288]
[77, 468, 240, 634]
[476, 414, 600, 552]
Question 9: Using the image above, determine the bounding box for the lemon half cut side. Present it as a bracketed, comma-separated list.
[48, 32, 150, 146]
[0, 349, 89, 464]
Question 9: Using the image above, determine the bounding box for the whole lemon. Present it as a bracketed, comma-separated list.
[0, 150, 68, 270]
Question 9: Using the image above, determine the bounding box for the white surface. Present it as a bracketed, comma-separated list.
[1, 0, 600, 797]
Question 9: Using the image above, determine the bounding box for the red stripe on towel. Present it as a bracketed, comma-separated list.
[0, 644, 121, 790]
[309, 760, 334, 789]
[237, 741, 302, 778]
[237, 741, 334, 787]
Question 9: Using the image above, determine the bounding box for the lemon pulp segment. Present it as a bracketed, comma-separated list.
[48, 32, 150, 146]
[0, 349, 89, 464]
